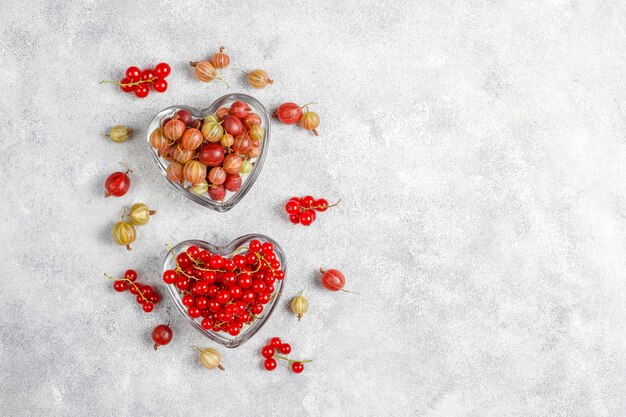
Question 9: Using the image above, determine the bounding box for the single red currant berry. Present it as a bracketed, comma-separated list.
[279, 343, 292, 354]
[208, 300, 221, 312]
[113, 280, 128, 292]
[176, 253, 192, 269]
[261, 345, 275, 358]
[129, 283, 139, 295]
[209, 255, 224, 269]
[182, 294, 195, 307]
[291, 362, 304, 373]
[142, 286, 154, 296]
[238, 274, 252, 288]
[149, 294, 161, 303]
[241, 290, 255, 303]
[141, 68, 156, 81]
[257, 292, 271, 304]
[249, 239, 262, 252]
[223, 259, 236, 271]
[119, 77, 134, 93]
[206, 285, 219, 297]
[222, 272, 237, 287]
[188, 306, 202, 318]
[142, 303, 154, 313]
[175, 276, 190, 290]
[215, 290, 230, 304]
[289, 214, 300, 224]
[251, 280, 266, 293]
[195, 296, 209, 310]
[229, 286, 242, 299]
[186, 245, 200, 258]
[162, 269, 177, 284]
[285, 199, 301, 215]
[314, 198, 329, 212]
[134, 83, 149, 98]
[125, 66, 141, 81]
[225, 303, 238, 315]
[245, 252, 258, 265]
[251, 304, 264, 315]
[264, 358, 277, 371]
[270, 337, 282, 348]
[301, 195, 315, 208]
[124, 269, 137, 281]
[299, 210, 315, 226]
[233, 254, 247, 268]
[227, 324, 240, 336]
[261, 242, 274, 255]
[201, 317, 213, 330]
[153, 78, 168, 92]
[155, 62, 171, 78]
[274, 271, 285, 280]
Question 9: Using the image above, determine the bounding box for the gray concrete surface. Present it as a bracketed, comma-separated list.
[1, 1, 625, 416]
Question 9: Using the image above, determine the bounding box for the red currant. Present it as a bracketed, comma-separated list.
[208, 300, 221, 312]
[195, 296, 209, 310]
[129, 283, 139, 295]
[275, 271, 285, 280]
[289, 214, 300, 224]
[233, 254, 246, 268]
[291, 362, 304, 373]
[119, 77, 134, 93]
[251, 280, 266, 293]
[299, 210, 316, 226]
[227, 324, 240, 336]
[270, 337, 282, 348]
[261, 242, 274, 255]
[188, 306, 201, 318]
[155, 62, 171, 78]
[249, 239, 262, 252]
[141, 69, 156, 81]
[176, 253, 192, 269]
[314, 198, 329, 212]
[261, 345, 275, 358]
[125, 66, 141, 81]
[257, 292, 271, 304]
[229, 286, 242, 299]
[134, 83, 149, 98]
[142, 303, 154, 313]
[113, 280, 127, 292]
[223, 259, 236, 271]
[251, 304, 264, 315]
[264, 358, 277, 371]
[182, 294, 195, 307]
[201, 317, 213, 330]
[175, 276, 190, 290]
[285, 200, 300, 215]
[206, 285, 219, 297]
[279, 343, 292, 354]
[301, 195, 315, 208]
[241, 290, 255, 303]
[215, 290, 230, 304]
[163, 269, 177, 284]
[238, 274, 252, 288]
[187, 245, 200, 258]
[209, 255, 224, 269]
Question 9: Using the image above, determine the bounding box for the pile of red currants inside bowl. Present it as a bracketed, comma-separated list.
[162, 239, 283, 336]
[149, 100, 264, 201]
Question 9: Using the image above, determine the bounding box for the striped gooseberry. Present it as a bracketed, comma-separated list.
[300, 110, 320, 136]
[274, 102, 302, 125]
[208, 167, 227, 185]
[248, 125, 264, 142]
[229, 100, 252, 119]
[220, 133, 234, 148]
[183, 160, 207, 185]
[164, 118, 186, 140]
[166, 161, 184, 184]
[198, 143, 225, 166]
[232, 133, 253, 154]
[149, 127, 170, 151]
[246, 69, 273, 89]
[208, 184, 226, 201]
[221, 115, 243, 137]
[223, 154, 242, 175]
[181, 128, 204, 150]
[172, 145, 196, 164]
[211, 46, 230, 70]
[190, 61, 216, 82]
[202, 121, 224, 142]
[243, 113, 261, 129]
[216, 107, 229, 119]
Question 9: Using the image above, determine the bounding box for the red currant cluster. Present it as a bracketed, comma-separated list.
[102, 63, 171, 98]
[261, 337, 311, 373]
[105, 270, 161, 313]
[162, 240, 284, 336]
[284, 195, 340, 226]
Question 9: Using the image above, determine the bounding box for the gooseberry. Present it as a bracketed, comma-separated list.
[181, 128, 203, 150]
[274, 102, 302, 125]
[211, 46, 230, 69]
[224, 174, 242, 192]
[202, 121, 224, 142]
[247, 69, 273, 89]
[221, 114, 244, 137]
[183, 160, 207, 185]
[208, 166, 227, 185]
[164, 118, 186, 140]
[104, 164, 132, 198]
[197, 143, 225, 166]
[223, 154, 242, 175]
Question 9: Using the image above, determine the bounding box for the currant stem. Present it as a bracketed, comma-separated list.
[103, 273, 152, 304]
[273, 354, 312, 363]
[300, 102, 317, 109]
[100, 77, 157, 87]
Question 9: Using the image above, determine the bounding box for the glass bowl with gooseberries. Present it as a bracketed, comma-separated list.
[162, 235, 286, 348]
[146, 93, 271, 212]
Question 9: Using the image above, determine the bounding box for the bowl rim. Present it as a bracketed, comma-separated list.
[146, 93, 271, 212]
[162, 235, 286, 348]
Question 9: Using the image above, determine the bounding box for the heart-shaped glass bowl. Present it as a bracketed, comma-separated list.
[146, 93, 271, 212]
[162, 235, 286, 348]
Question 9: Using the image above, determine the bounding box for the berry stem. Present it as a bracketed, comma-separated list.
[273, 354, 312, 363]
[100, 77, 157, 87]
[103, 273, 153, 304]
[300, 102, 317, 109]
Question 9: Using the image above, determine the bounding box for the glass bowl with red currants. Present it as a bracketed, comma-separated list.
[146, 93, 271, 212]
[161, 235, 286, 348]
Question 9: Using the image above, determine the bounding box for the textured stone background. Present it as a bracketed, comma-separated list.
[1, 1, 625, 416]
